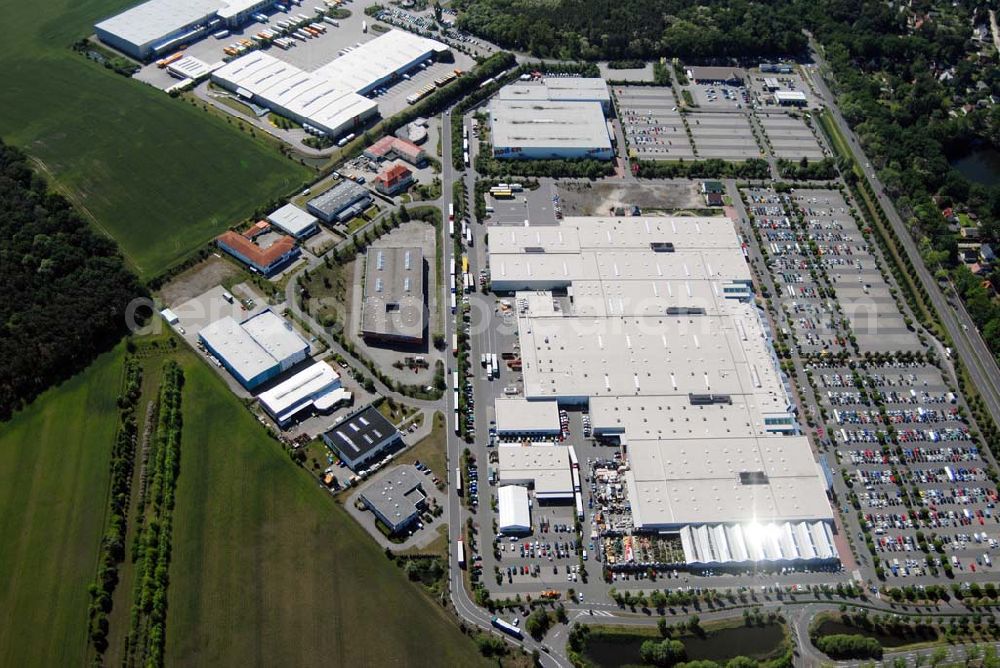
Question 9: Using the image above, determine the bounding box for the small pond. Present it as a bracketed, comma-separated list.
[583, 623, 785, 667]
[813, 619, 939, 649]
[951, 146, 1000, 187]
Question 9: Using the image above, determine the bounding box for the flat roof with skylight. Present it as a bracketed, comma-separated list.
[488, 215, 834, 543]
[362, 247, 425, 343]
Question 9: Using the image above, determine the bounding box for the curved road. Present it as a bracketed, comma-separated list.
[805, 38, 1000, 428]
[436, 107, 573, 668]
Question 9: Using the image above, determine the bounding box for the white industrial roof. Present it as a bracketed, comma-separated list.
[314, 29, 448, 93]
[212, 52, 377, 135]
[199, 315, 283, 382]
[680, 521, 837, 565]
[589, 395, 793, 440]
[494, 398, 560, 433]
[568, 279, 731, 318]
[498, 444, 573, 498]
[774, 90, 808, 102]
[490, 215, 832, 532]
[95, 0, 221, 48]
[267, 203, 319, 237]
[624, 436, 831, 528]
[498, 485, 531, 532]
[515, 309, 783, 400]
[490, 217, 742, 254]
[240, 310, 309, 363]
[497, 78, 610, 106]
[258, 361, 341, 420]
[488, 217, 751, 289]
[489, 100, 611, 152]
[167, 56, 217, 80]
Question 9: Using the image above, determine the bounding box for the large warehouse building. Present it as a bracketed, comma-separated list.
[95, 0, 274, 60]
[489, 99, 613, 161]
[198, 310, 309, 390]
[211, 52, 378, 140]
[498, 77, 612, 114]
[311, 29, 449, 95]
[361, 247, 426, 343]
[488, 215, 836, 565]
[211, 30, 448, 139]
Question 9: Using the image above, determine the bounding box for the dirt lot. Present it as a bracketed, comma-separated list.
[158, 255, 242, 307]
[557, 180, 705, 216]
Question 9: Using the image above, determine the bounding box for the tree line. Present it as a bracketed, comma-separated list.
[0, 139, 145, 420]
[88, 356, 143, 655]
[124, 361, 184, 668]
[453, 0, 806, 61]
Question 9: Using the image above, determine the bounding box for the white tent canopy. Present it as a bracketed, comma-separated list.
[498, 485, 531, 534]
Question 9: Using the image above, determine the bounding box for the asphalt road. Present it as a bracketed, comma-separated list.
[439, 107, 574, 668]
[804, 39, 1000, 429]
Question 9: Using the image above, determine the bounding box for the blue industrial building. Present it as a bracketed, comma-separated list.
[198, 310, 309, 390]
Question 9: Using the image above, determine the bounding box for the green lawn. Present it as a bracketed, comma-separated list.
[166, 354, 488, 666]
[0, 346, 126, 667]
[0, 0, 310, 279]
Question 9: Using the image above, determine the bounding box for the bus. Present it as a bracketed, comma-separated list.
[456, 466, 463, 495]
[452, 333, 458, 355]
[491, 616, 522, 639]
[456, 539, 466, 568]
[448, 202, 455, 221]
[450, 293, 457, 314]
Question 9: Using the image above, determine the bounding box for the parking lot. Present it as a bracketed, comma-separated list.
[811, 358, 1000, 579]
[682, 82, 749, 110]
[792, 189, 922, 352]
[686, 111, 761, 160]
[757, 111, 827, 161]
[484, 183, 560, 226]
[744, 187, 848, 353]
[613, 86, 695, 160]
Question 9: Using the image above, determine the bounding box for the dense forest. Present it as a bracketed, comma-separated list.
[0, 140, 144, 419]
[453, 0, 806, 60]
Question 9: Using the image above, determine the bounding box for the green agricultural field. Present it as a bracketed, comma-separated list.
[0, 0, 310, 279]
[167, 354, 488, 666]
[0, 346, 126, 667]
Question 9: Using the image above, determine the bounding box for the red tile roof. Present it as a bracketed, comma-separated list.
[366, 136, 423, 162]
[377, 163, 412, 185]
[217, 231, 296, 268]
